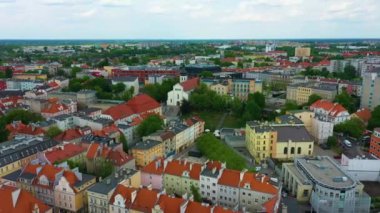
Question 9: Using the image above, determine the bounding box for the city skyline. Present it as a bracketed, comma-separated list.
[0, 0, 379, 39]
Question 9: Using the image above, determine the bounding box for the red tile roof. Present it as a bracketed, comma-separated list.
[131, 188, 159, 212]
[156, 194, 185, 213]
[44, 144, 86, 164]
[218, 169, 241, 187]
[6, 122, 45, 137]
[103, 94, 160, 121]
[54, 128, 84, 142]
[127, 94, 161, 114]
[86, 143, 100, 159]
[310, 99, 348, 117]
[110, 184, 136, 208]
[33, 164, 63, 188]
[108, 149, 134, 166]
[41, 100, 68, 114]
[262, 196, 279, 213]
[0, 185, 52, 213]
[185, 201, 211, 213]
[354, 108, 372, 123]
[141, 158, 165, 175]
[93, 124, 120, 137]
[239, 173, 278, 195]
[63, 170, 78, 186]
[181, 78, 199, 92]
[164, 160, 202, 180]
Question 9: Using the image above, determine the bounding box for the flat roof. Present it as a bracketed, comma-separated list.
[284, 163, 311, 185]
[296, 156, 356, 189]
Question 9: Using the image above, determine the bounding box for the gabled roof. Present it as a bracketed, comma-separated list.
[41, 99, 68, 114]
[6, 122, 45, 136]
[262, 196, 279, 213]
[218, 169, 241, 187]
[44, 144, 86, 164]
[156, 194, 186, 213]
[180, 78, 199, 92]
[353, 108, 372, 123]
[141, 158, 165, 175]
[185, 201, 211, 213]
[103, 94, 160, 121]
[86, 143, 100, 159]
[310, 99, 348, 117]
[0, 185, 52, 213]
[239, 173, 278, 195]
[110, 184, 136, 208]
[54, 128, 84, 142]
[164, 160, 202, 180]
[130, 188, 159, 212]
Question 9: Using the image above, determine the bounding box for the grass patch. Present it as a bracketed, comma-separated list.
[185, 111, 242, 131]
[223, 114, 244, 128]
[196, 133, 249, 171]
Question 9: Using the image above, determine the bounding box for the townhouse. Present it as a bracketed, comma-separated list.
[310, 99, 350, 125]
[87, 168, 141, 213]
[0, 136, 58, 177]
[131, 139, 165, 167]
[286, 83, 337, 105]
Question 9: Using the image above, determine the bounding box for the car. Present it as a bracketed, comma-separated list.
[343, 139, 352, 148]
[320, 143, 330, 150]
[205, 129, 210, 133]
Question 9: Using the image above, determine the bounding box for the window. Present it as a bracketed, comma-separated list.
[297, 147, 301, 154]
[284, 147, 288, 154]
[290, 147, 295, 154]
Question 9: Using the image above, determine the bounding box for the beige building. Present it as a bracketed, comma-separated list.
[286, 110, 314, 134]
[282, 156, 371, 213]
[361, 71, 380, 110]
[286, 83, 337, 105]
[295, 47, 311, 57]
[246, 116, 314, 163]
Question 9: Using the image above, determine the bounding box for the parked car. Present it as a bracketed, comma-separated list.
[320, 143, 330, 150]
[343, 139, 352, 148]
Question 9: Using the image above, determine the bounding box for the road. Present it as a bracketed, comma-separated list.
[216, 112, 228, 130]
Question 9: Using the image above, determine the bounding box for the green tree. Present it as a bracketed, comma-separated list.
[343, 65, 357, 80]
[3, 109, 44, 124]
[5, 67, 13, 78]
[112, 83, 126, 93]
[120, 133, 128, 153]
[281, 101, 300, 114]
[307, 94, 322, 106]
[368, 106, 380, 130]
[136, 115, 164, 137]
[250, 92, 265, 108]
[334, 89, 355, 113]
[326, 136, 338, 148]
[46, 126, 62, 138]
[70, 67, 82, 78]
[180, 99, 192, 116]
[190, 185, 202, 202]
[199, 71, 214, 78]
[335, 118, 365, 138]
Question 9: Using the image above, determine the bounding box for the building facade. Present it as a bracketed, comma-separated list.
[361, 71, 380, 110]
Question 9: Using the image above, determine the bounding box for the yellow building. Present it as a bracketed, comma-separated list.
[246, 119, 314, 163]
[54, 171, 96, 212]
[286, 110, 315, 134]
[131, 140, 164, 167]
[286, 83, 337, 105]
[295, 47, 311, 57]
[103, 66, 115, 75]
[13, 73, 48, 80]
[210, 83, 228, 96]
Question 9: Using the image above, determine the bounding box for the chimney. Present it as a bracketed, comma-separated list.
[240, 170, 245, 181]
[189, 163, 193, 171]
[147, 184, 153, 190]
[131, 190, 137, 203]
[32, 203, 40, 213]
[261, 175, 265, 183]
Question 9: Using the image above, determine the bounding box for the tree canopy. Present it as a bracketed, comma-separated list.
[368, 106, 380, 130]
[334, 89, 357, 113]
[307, 94, 322, 106]
[334, 118, 365, 138]
[136, 115, 164, 137]
[46, 126, 62, 138]
[142, 78, 178, 102]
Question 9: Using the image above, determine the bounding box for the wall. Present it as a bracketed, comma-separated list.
[340, 154, 380, 181]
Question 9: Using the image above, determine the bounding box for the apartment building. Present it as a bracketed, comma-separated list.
[361, 70, 380, 110]
[131, 139, 164, 167]
[310, 99, 350, 125]
[282, 156, 370, 213]
[87, 169, 141, 213]
[246, 118, 314, 163]
[286, 83, 337, 105]
[369, 128, 380, 159]
[0, 136, 57, 177]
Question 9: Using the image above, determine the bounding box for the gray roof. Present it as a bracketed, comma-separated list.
[201, 167, 220, 178]
[112, 76, 138, 82]
[74, 173, 95, 188]
[276, 115, 304, 125]
[0, 136, 58, 167]
[88, 169, 138, 194]
[295, 156, 357, 189]
[2, 170, 22, 182]
[274, 126, 313, 142]
[132, 139, 162, 150]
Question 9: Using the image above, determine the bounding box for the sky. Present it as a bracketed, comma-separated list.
[0, 0, 379, 39]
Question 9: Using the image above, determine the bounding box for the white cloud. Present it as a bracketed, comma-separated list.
[79, 9, 97, 17]
[98, 0, 132, 7]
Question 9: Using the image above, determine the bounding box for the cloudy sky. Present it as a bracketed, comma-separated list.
[0, 0, 379, 39]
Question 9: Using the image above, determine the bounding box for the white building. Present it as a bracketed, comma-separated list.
[200, 164, 224, 204]
[310, 99, 350, 125]
[167, 78, 199, 106]
[311, 116, 334, 143]
[340, 153, 380, 181]
[111, 76, 139, 96]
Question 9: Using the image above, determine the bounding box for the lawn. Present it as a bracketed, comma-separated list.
[188, 111, 242, 131]
[196, 133, 250, 171]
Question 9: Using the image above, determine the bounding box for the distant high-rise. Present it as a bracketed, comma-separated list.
[265, 42, 276, 53]
[361, 70, 380, 110]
